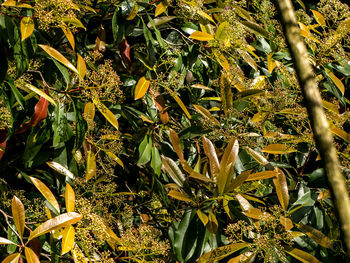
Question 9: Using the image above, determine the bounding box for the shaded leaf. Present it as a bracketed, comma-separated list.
[46, 161, 75, 179]
[119, 37, 132, 69]
[12, 196, 25, 238]
[20, 17, 34, 41]
[171, 92, 191, 119]
[207, 211, 218, 234]
[0, 130, 6, 161]
[193, 104, 220, 126]
[298, 223, 333, 249]
[61, 225, 75, 255]
[28, 212, 82, 241]
[65, 183, 75, 213]
[169, 129, 184, 161]
[126, 3, 138, 20]
[240, 21, 269, 38]
[324, 68, 345, 95]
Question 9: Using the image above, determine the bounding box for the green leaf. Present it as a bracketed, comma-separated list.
[240, 21, 269, 38]
[138, 135, 152, 165]
[151, 146, 162, 175]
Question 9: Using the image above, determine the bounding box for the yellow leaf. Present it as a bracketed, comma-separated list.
[72, 244, 88, 263]
[244, 146, 269, 166]
[105, 151, 124, 168]
[61, 225, 75, 255]
[77, 54, 86, 79]
[280, 216, 293, 231]
[243, 207, 270, 220]
[63, 17, 86, 29]
[60, 24, 75, 50]
[298, 223, 333, 248]
[39, 44, 79, 74]
[246, 170, 277, 181]
[267, 53, 276, 73]
[126, 3, 138, 20]
[324, 68, 344, 95]
[24, 83, 56, 106]
[238, 49, 257, 71]
[1, 253, 21, 263]
[85, 150, 96, 181]
[46, 161, 75, 179]
[296, 0, 306, 10]
[235, 193, 251, 211]
[65, 183, 75, 213]
[12, 196, 25, 238]
[155, 0, 168, 17]
[134, 76, 151, 100]
[20, 17, 34, 41]
[25, 247, 40, 263]
[1, 0, 32, 8]
[215, 21, 229, 45]
[168, 190, 192, 202]
[330, 126, 350, 143]
[28, 212, 82, 241]
[207, 211, 218, 234]
[191, 84, 213, 91]
[285, 247, 321, 263]
[198, 243, 248, 263]
[83, 102, 95, 122]
[92, 98, 119, 129]
[189, 31, 214, 41]
[213, 50, 230, 70]
[171, 92, 191, 119]
[273, 168, 289, 210]
[252, 75, 266, 89]
[198, 10, 215, 23]
[0, 237, 16, 245]
[322, 100, 339, 114]
[228, 252, 254, 263]
[161, 156, 186, 187]
[261, 144, 296, 154]
[197, 209, 208, 226]
[311, 10, 326, 27]
[29, 177, 60, 214]
[251, 112, 265, 123]
[193, 104, 220, 126]
[298, 22, 310, 38]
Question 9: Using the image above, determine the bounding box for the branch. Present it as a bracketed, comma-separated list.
[277, 0, 350, 257]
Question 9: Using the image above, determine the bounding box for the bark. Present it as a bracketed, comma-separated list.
[277, 0, 350, 256]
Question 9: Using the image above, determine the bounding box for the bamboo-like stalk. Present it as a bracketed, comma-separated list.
[277, 0, 350, 256]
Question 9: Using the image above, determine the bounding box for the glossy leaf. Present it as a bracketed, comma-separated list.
[12, 196, 25, 238]
[61, 225, 75, 255]
[39, 45, 79, 74]
[25, 247, 39, 263]
[330, 126, 350, 143]
[65, 183, 75, 213]
[240, 21, 269, 38]
[29, 177, 60, 214]
[197, 242, 248, 263]
[20, 17, 34, 41]
[106, 151, 124, 168]
[61, 24, 75, 50]
[193, 104, 220, 126]
[235, 193, 251, 211]
[273, 168, 289, 210]
[92, 98, 119, 130]
[23, 83, 56, 105]
[203, 136, 220, 178]
[155, 0, 168, 17]
[83, 102, 95, 122]
[0, 130, 6, 161]
[267, 53, 276, 73]
[243, 208, 269, 220]
[324, 68, 345, 95]
[207, 211, 218, 234]
[198, 11, 215, 23]
[126, 3, 138, 20]
[46, 161, 75, 179]
[85, 150, 96, 181]
[189, 31, 214, 41]
[298, 223, 333, 248]
[285, 247, 321, 263]
[77, 54, 86, 79]
[171, 92, 191, 119]
[63, 17, 86, 29]
[261, 144, 296, 154]
[161, 156, 186, 187]
[169, 129, 184, 161]
[228, 252, 254, 263]
[135, 77, 150, 100]
[28, 212, 82, 241]
[1, 253, 21, 263]
[0, 237, 16, 245]
[280, 216, 293, 231]
[71, 244, 88, 263]
[196, 209, 208, 226]
[246, 170, 277, 181]
[311, 10, 326, 26]
[168, 190, 192, 202]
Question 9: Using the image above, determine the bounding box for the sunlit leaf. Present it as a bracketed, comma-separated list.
[77, 54, 86, 79]
[1, 253, 21, 263]
[244, 147, 269, 166]
[106, 151, 124, 168]
[60, 24, 75, 50]
[29, 177, 60, 214]
[25, 247, 39, 263]
[46, 161, 75, 179]
[215, 21, 230, 46]
[12, 196, 25, 238]
[213, 50, 230, 70]
[298, 223, 333, 248]
[330, 126, 350, 143]
[189, 31, 214, 41]
[197, 242, 248, 263]
[61, 225, 75, 255]
[324, 68, 345, 95]
[191, 84, 213, 91]
[71, 244, 88, 263]
[198, 10, 215, 23]
[246, 170, 277, 181]
[29, 212, 82, 241]
[0, 237, 16, 245]
[203, 136, 220, 178]
[134, 76, 151, 100]
[171, 92, 191, 119]
[20, 17, 34, 41]
[262, 144, 296, 154]
[197, 209, 208, 226]
[92, 98, 119, 130]
[238, 49, 257, 71]
[39, 44, 79, 74]
[65, 183, 75, 213]
[161, 156, 186, 187]
[126, 3, 138, 20]
[228, 252, 254, 263]
[155, 0, 168, 17]
[85, 150, 96, 181]
[1, 0, 32, 8]
[243, 207, 270, 220]
[83, 102, 95, 123]
[193, 104, 220, 126]
[311, 10, 326, 27]
[267, 53, 276, 73]
[280, 216, 293, 231]
[285, 247, 321, 263]
[23, 83, 56, 106]
[322, 100, 339, 114]
[168, 190, 192, 202]
[273, 168, 289, 210]
[235, 193, 251, 211]
[63, 17, 86, 29]
[169, 129, 184, 161]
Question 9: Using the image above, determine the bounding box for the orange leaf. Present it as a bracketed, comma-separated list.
[262, 143, 296, 154]
[61, 225, 75, 255]
[273, 168, 289, 210]
[246, 170, 277, 181]
[20, 17, 34, 41]
[1, 253, 21, 263]
[77, 54, 86, 79]
[65, 183, 75, 212]
[25, 247, 40, 263]
[169, 129, 184, 161]
[60, 23, 75, 50]
[12, 196, 25, 238]
[311, 10, 326, 26]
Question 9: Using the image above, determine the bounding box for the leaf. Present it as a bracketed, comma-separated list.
[298, 223, 333, 248]
[60, 24, 75, 50]
[23, 83, 56, 105]
[243, 208, 270, 220]
[196, 209, 208, 226]
[71, 244, 88, 263]
[65, 183, 75, 213]
[169, 129, 184, 161]
[12, 196, 25, 238]
[193, 104, 220, 126]
[85, 150, 96, 181]
[207, 211, 218, 234]
[235, 193, 251, 211]
[106, 151, 124, 168]
[83, 102, 95, 123]
[29, 177, 60, 214]
[61, 225, 75, 255]
[324, 68, 345, 95]
[198, 11, 215, 23]
[191, 84, 213, 91]
[46, 161, 75, 179]
[203, 136, 220, 178]
[62, 17, 86, 29]
[311, 10, 326, 27]
[171, 92, 191, 119]
[119, 37, 132, 69]
[220, 138, 239, 171]
[28, 212, 82, 241]
[134, 76, 151, 100]
[197, 242, 248, 263]
[38, 44, 79, 74]
[240, 21, 269, 38]
[228, 171, 250, 192]
[1, 253, 21, 263]
[168, 190, 192, 202]
[126, 3, 138, 20]
[189, 31, 214, 41]
[280, 216, 293, 231]
[228, 252, 254, 263]
[273, 168, 289, 210]
[0, 237, 16, 245]
[322, 100, 339, 114]
[155, 0, 168, 17]
[151, 147, 161, 175]
[261, 144, 296, 154]
[285, 247, 321, 263]
[161, 156, 186, 187]
[77, 54, 86, 79]
[25, 247, 40, 263]
[330, 126, 350, 143]
[238, 49, 257, 71]
[214, 50, 230, 70]
[215, 21, 229, 44]
[246, 170, 277, 181]
[1, 0, 32, 8]
[267, 53, 276, 73]
[138, 135, 152, 165]
[0, 130, 6, 161]
[92, 98, 119, 130]
[20, 17, 34, 41]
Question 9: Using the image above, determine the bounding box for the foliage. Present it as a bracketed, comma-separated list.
[0, 0, 349, 262]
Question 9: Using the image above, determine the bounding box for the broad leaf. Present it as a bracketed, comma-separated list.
[61, 24, 75, 50]
[65, 183, 75, 213]
[197, 242, 248, 263]
[46, 161, 75, 179]
[20, 17, 34, 41]
[169, 129, 184, 161]
[203, 137, 220, 178]
[246, 170, 277, 181]
[134, 76, 150, 100]
[171, 92, 191, 119]
[85, 150, 96, 181]
[273, 168, 289, 210]
[106, 151, 124, 168]
[189, 31, 214, 41]
[61, 225, 75, 255]
[92, 98, 119, 130]
[325, 68, 344, 95]
[161, 156, 186, 187]
[77, 54, 86, 79]
[168, 190, 192, 202]
[298, 223, 333, 248]
[262, 144, 296, 154]
[193, 104, 220, 126]
[285, 247, 321, 263]
[25, 247, 40, 263]
[12, 196, 25, 238]
[0, 237, 16, 245]
[311, 10, 326, 27]
[155, 0, 168, 17]
[1, 253, 21, 263]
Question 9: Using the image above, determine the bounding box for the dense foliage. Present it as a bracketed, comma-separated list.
[0, 0, 349, 262]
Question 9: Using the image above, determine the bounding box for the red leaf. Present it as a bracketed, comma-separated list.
[0, 129, 6, 160]
[119, 37, 132, 69]
[16, 96, 49, 134]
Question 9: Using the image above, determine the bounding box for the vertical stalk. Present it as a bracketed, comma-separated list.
[276, 0, 350, 257]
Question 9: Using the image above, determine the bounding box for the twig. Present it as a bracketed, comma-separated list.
[0, 209, 23, 246]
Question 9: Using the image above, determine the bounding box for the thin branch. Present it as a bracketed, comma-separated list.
[0, 209, 23, 246]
